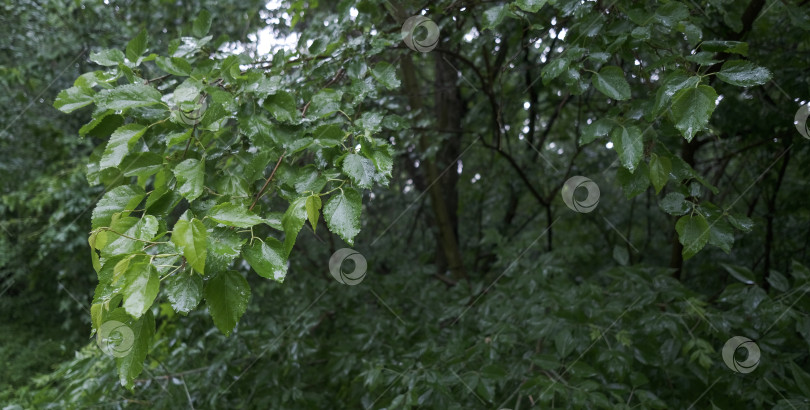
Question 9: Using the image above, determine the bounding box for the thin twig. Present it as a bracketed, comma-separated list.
[249, 151, 287, 211]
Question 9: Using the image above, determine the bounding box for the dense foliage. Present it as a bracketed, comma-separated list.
[2, 0, 810, 408]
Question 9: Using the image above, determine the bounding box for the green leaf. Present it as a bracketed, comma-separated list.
[701, 40, 748, 56]
[580, 118, 614, 145]
[670, 85, 717, 142]
[205, 227, 246, 275]
[281, 197, 308, 256]
[610, 125, 643, 172]
[342, 154, 377, 189]
[371, 62, 400, 90]
[54, 86, 95, 113]
[708, 217, 734, 253]
[308, 89, 342, 118]
[126, 29, 147, 62]
[173, 158, 205, 202]
[648, 153, 671, 194]
[728, 213, 754, 232]
[653, 72, 699, 115]
[165, 271, 203, 314]
[122, 259, 159, 318]
[716, 60, 772, 87]
[482, 5, 508, 30]
[541, 58, 569, 85]
[243, 238, 288, 282]
[90, 49, 125, 66]
[306, 195, 322, 231]
[617, 162, 650, 198]
[207, 202, 264, 228]
[654, 2, 689, 27]
[204, 270, 250, 336]
[120, 153, 163, 178]
[721, 263, 756, 285]
[105, 308, 154, 389]
[92, 185, 146, 229]
[100, 124, 148, 170]
[192, 9, 212, 37]
[515, 0, 547, 13]
[264, 91, 297, 122]
[676, 214, 711, 260]
[155, 56, 192, 76]
[95, 84, 163, 112]
[324, 188, 362, 246]
[592, 66, 631, 100]
[171, 218, 207, 274]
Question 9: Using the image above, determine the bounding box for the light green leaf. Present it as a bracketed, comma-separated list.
[323, 188, 362, 246]
[592, 66, 631, 100]
[281, 197, 308, 256]
[100, 124, 147, 170]
[243, 238, 288, 282]
[90, 49, 125, 66]
[610, 125, 643, 172]
[126, 29, 147, 62]
[165, 271, 203, 314]
[171, 218, 207, 274]
[306, 195, 322, 231]
[122, 260, 159, 318]
[192, 9, 212, 37]
[515, 0, 547, 13]
[372, 62, 400, 90]
[204, 270, 251, 336]
[95, 84, 163, 112]
[92, 185, 146, 229]
[648, 153, 671, 194]
[207, 202, 264, 228]
[173, 158, 205, 202]
[105, 308, 154, 389]
[54, 86, 95, 113]
[716, 60, 772, 87]
[670, 85, 717, 142]
[205, 227, 246, 275]
[676, 213, 711, 260]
